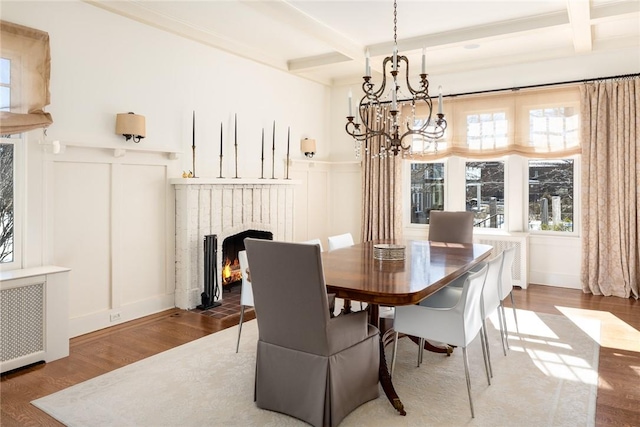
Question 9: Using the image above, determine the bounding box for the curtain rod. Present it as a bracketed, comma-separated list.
[443, 72, 640, 99]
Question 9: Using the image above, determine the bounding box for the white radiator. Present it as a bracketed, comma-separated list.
[0, 266, 70, 373]
[0, 281, 45, 370]
[474, 233, 529, 289]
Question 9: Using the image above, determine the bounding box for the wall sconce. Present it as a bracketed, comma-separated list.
[116, 112, 146, 143]
[301, 138, 316, 158]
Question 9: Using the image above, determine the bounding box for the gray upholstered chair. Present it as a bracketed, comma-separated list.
[244, 238, 380, 427]
[428, 210, 474, 244]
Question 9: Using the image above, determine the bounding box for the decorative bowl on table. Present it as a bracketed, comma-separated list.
[373, 244, 406, 261]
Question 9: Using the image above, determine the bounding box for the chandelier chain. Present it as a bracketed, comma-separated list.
[393, 0, 397, 46]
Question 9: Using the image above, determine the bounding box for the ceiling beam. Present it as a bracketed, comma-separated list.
[240, 0, 365, 70]
[368, 11, 570, 56]
[566, 0, 592, 53]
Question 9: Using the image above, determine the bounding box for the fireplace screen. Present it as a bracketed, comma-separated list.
[222, 230, 273, 288]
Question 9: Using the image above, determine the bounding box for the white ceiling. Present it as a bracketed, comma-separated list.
[86, 0, 640, 86]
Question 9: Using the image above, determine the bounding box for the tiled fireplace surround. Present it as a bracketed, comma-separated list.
[171, 178, 297, 309]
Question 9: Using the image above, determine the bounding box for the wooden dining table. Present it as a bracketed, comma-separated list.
[321, 239, 493, 416]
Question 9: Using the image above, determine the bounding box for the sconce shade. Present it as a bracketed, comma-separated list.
[116, 112, 146, 142]
[301, 138, 316, 158]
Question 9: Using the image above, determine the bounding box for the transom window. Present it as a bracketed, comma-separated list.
[466, 112, 508, 150]
[529, 107, 578, 150]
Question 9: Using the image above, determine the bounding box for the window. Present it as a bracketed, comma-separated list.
[410, 163, 444, 224]
[0, 57, 10, 112]
[0, 139, 18, 267]
[528, 159, 574, 232]
[529, 107, 578, 150]
[467, 112, 508, 150]
[466, 161, 505, 229]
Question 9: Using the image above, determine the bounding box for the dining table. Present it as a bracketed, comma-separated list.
[321, 239, 493, 416]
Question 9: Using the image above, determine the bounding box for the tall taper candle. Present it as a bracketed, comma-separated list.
[234, 114, 238, 178]
[220, 122, 223, 156]
[271, 121, 275, 179]
[192, 110, 196, 177]
[285, 126, 290, 179]
[260, 128, 265, 179]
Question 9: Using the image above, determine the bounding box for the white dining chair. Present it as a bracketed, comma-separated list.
[327, 233, 365, 312]
[327, 233, 354, 251]
[235, 250, 253, 353]
[391, 265, 490, 418]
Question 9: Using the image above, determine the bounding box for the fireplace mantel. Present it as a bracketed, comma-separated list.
[169, 177, 300, 186]
[171, 178, 298, 309]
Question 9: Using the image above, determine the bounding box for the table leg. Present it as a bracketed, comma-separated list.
[367, 304, 406, 416]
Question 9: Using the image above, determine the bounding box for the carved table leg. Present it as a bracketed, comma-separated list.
[379, 336, 406, 416]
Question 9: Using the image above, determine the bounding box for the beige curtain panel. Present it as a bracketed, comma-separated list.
[0, 20, 53, 134]
[580, 78, 639, 299]
[361, 105, 403, 242]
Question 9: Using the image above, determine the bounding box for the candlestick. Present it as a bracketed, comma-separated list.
[348, 90, 352, 116]
[260, 128, 265, 179]
[191, 110, 196, 177]
[421, 47, 426, 75]
[365, 49, 370, 77]
[192, 111, 196, 148]
[218, 122, 223, 178]
[285, 126, 290, 179]
[271, 121, 275, 179]
[234, 114, 239, 179]
[438, 86, 443, 115]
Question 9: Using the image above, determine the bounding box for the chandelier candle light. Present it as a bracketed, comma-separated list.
[345, 0, 447, 157]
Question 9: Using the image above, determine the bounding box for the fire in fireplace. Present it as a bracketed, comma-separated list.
[222, 230, 273, 288]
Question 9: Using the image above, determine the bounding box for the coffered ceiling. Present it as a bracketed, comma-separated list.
[86, 0, 640, 85]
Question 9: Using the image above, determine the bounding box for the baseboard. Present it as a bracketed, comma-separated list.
[69, 294, 175, 338]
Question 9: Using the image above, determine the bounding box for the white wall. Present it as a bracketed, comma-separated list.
[3, 0, 331, 336]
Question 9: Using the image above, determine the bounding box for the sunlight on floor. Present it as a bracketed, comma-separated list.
[556, 306, 640, 352]
[491, 309, 601, 386]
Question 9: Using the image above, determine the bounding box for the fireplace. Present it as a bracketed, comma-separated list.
[171, 178, 297, 309]
[222, 230, 273, 288]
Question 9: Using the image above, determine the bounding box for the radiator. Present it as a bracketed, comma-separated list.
[0, 282, 45, 367]
[474, 233, 529, 289]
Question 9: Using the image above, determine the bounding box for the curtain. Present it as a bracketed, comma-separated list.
[0, 20, 53, 134]
[580, 78, 639, 299]
[409, 86, 581, 160]
[361, 105, 403, 242]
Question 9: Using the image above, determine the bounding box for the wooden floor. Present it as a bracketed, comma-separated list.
[1, 284, 638, 426]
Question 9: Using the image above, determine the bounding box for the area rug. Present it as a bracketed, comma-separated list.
[32, 309, 599, 426]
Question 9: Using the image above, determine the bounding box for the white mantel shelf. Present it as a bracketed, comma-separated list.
[169, 177, 300, 185]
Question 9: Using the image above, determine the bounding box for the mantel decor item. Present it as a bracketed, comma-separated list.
[191, 111, 197, 178]
[218, 122, 224, 178]
[345, 0, 446, 157]
[116, 112, 145, 143]
[373, 243, 406, 261]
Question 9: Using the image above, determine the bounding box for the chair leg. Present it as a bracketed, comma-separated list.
[462, 347, 475, 418]
[497, 304, 507, 356]
[510, 291, 519, 333]
[391, 331, 399, 378]
[500, 303, 511, 350]
[480, 323, 492, 382]
[235, 305, 245, 353]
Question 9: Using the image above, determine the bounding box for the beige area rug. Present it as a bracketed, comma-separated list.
[33, 309, 599, 426]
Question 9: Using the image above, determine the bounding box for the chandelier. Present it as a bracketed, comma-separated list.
[345, 0, 447, 157]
